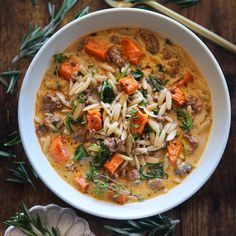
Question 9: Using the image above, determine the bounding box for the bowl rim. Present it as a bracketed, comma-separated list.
[18, 8, 231, 219]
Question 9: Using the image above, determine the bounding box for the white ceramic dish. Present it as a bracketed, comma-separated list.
[4, 204, 94, 236]
[18, 8, 231, 219]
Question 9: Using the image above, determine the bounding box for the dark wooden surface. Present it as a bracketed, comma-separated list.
[0, 0, 235, 235]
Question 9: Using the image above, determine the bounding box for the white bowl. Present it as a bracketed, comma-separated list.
[18, 9, 231, 219]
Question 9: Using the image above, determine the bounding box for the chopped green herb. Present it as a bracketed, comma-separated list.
[92, 143, 111, 168]
[177, 109, 192, 131]
[156, 64, 167, 72]
[144, 124, 153, 133]
[116, 63, 130, 80]
[149, 75, 164, 92]
[131, 66, 143, 81]
[53, 53, 68, 63]
[100, 80, 115, 103]
[140, 88, 147, 98]
[74, 144, 88, 161]
[65, 114, 73, 134]
[140, 162, 168, 180]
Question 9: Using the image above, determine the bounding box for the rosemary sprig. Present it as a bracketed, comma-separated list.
[74, 6, 90, 20]
[4, 131, 21, 147]
[6, 162, 37, 190]
[0, 151, 16, 159]
[12, 0, 79, 63]
[104, 214, 180, 236]
[0, 70, 21, 94]
[5, 202, 60, 236]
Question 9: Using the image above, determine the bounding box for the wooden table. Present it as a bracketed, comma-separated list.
[0, 0, 235, 235]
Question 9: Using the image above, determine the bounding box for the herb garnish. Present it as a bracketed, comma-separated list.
[0, 70, 21, 94]
[87, 166, 135, 197]
[65, 114, 83, 134]
[156, 64, 167, 73]
[92, 143, 111, 168]
[74, 144, 88, 161]
[140, 162, 168, 180]
[140, 88, 148, 98]
[6, 162, 37, 189]
[5, 202, 60, 236]
[149, 74, 164, 92]
[177, 109, 192, 131]
[12, 0, 79, 63]
[144, 124, 153, 133]
[100, 80, 115, 103]
[131, 66, 143, 81]
[104, 214, 180, 236]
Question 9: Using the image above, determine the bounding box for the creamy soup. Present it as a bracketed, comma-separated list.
[35, 28, 212, 204]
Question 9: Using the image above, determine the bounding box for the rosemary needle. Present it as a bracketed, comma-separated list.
[73, 6, 90, 20]
[4, 131, 21, 147]
[12, 0, 79, 63]
[0, 151, 16, 159]
[0, 70, 21, 94]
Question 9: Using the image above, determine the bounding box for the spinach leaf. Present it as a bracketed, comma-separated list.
[65, 114, 83, 134]
[92, 143, 111, 168]
[140, 88, 147, 98]
[140, 162, 168, 180]
[100, 81, 115, 103]
[131, 66, 143, 81]
[177, 109, 192, 131]
[74, 144, 88, 161]
[53, 53, 68, 63]
[149, 75, 164, 92]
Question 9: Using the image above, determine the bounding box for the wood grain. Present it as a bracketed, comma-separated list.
[0, 0, 235, 235]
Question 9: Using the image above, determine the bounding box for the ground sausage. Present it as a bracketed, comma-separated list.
[36, 124, 49, 136]
[108, 45, 126, 68]
[168, 59, 180, 77]
[147, 178, 164, 191]
[175, 162, 192, 177]
[104, 137, 123, 153]
[127, 169, 140, 181]
[186, 95, 202, 113]
[140, 31, 159, 54]
[110, 35, 122, 44]
[183, 133, 199, 151]
[72, 125, 87, 142]
[44, 113, 62, 130]
[41, 94, 62, 112]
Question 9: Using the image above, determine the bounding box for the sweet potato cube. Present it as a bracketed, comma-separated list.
[87, 109, 102, 131]
[131, 110, 148, 135]
[104, 153, 124, 174]
[75, 176, 90, 193]
[168, 86, 185, 105]
[119, 75, 139, 95]
[59, 55, 80, 80]
[85, 38, 109, 61]
[122, 38, 145, 65]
